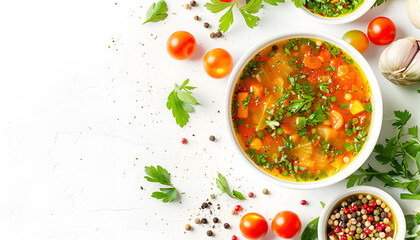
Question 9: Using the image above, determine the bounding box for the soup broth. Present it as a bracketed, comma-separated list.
[231, 38, 372, 182]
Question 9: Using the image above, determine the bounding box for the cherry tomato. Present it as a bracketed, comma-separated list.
[239, 213, 268, 240]
[271, 211, 302, 239]
[166, 31, 196, 60]
[342, 30, 369, 53]
[203, 48, 233, 79]
[367, 17, 396, 45]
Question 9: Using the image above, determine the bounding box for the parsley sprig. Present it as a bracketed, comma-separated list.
[204, 0, 284, 33]
[143, 0, 168, 24]
[216, 173, 246, 200]
[144, 165, 178, 203]
[347, 110, 420, 200]
[166, 79, 199, 128]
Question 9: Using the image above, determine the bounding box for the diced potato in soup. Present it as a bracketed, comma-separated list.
[231, 38, 372, 182]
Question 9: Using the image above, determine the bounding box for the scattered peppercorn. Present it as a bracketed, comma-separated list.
[216, 31, 222, 38]
[184, 3, 191, 9]
[202, 202, 208, 209]
[209, 135, 215, 141]
[201, 218, 208, 224]
[224, 223, 230, 229]
[204, 22, 210, 28]
[194, 218, 200, 224]
[248, 192, 254, 198]
[181, 138, 187, 144]
[206, 230, 213, 236]
[210, 32, 216, 38]
[190, 0, 197, 6]
[231, 210, 237, 215]
[213, 217, 219, 223]
[210, 194, 216, 199]
[301, 200, 307, 205]
[194, 15, 200, 21]
[232, 235, 237, 240]
[272, 45, 278, 51]
[234, 205, 242, 211]
[262, 188, 269, 194]
[185, 224, 192, 231]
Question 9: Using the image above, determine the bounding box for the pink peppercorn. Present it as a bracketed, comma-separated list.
[181, 138, 187, 144]
[248, 192, 254, 198]
[301, 200, 307, 205]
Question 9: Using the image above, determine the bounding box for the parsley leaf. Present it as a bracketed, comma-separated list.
[166, 79, 199, 127]
[144, 165, 178, 203]
[291, 0, 306, 7]
[216, 173, 245, 200]
[393, 110, 411, 129]
[405, 213, 420, 239]
[143, 0, 168, 24]
[205, 0, 282, 33]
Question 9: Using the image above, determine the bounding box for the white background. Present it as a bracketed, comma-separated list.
[0, 0, 419, 239]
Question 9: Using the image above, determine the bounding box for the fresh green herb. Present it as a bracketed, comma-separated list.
[317, 82, 330, 93]
[166, 79, 199, 127]
[301, 217, 319, 240]
[325, 66, 336, 72]
[364, 102, 373, 113]
[246, 148, 257, 158]
[241, 58, 265, 79]
[144, 165, 178, 203]
[372, 0, 389, 7]
[343, 142, 354, 152]
[323, 42, 341, 58]
[242, 95, 252, 109]
[265, 119, 280, 129]
[216, 173, 246, 200]
[320, 201, 325, 208]
[405, 213, 420, 240]
[346, 110, 420, 200]
[204, 0, 284, 33]
[417, 89, 420, 94]
[341, 103, 348, 110]
[143, 0, 168, 24]
[283, 134, 295, 151]
[236, 120, 244, 125]
[246, 135, 255, 145]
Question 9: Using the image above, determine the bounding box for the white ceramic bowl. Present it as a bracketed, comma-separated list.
[300, 0, 376, 24]
[224, 30, 383, 189]
[318, 186, 406, 240]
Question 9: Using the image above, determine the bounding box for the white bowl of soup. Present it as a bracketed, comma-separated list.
[224, 31, 383, 189]
[300, 0, 377, 24]
[318, 186, 406, 240]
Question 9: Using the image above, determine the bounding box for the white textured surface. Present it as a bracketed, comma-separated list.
[0, 0, 419, 240]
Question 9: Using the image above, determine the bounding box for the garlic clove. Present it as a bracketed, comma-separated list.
[379, 37, 418, 74]
[407, 0, 420, 29]
[379, 37, 420, 86]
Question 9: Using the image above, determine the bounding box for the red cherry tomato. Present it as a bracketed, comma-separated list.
[203, 48, 233, 79]
[367, 17, 396, 45]
[342, 30, 369, 53]
[166, 31, 196, 60]
[239, 213, 268, 240]
[271, 211, 302, 239]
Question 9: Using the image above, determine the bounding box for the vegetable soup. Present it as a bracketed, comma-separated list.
[305, 0, 364, 18]
[231, 38, 373, 182]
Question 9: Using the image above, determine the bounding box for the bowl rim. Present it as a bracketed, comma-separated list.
[318, 186, 406, 240]
[224, 30, 383, 190]
[299, 0, 377, 24]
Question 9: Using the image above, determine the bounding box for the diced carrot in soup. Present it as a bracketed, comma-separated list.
[231, 38, 372, 182]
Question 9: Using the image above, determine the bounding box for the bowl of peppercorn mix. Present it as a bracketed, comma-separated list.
[318, 186, 406, 240]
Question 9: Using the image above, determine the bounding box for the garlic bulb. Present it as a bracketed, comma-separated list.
[378, 37, 420, 86]
[408, 0, 420, 29]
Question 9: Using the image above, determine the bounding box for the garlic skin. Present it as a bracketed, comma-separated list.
[378, 37, 420, 86]
[408, 0, 420, 29]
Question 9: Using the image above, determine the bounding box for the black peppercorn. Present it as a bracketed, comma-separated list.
[194, 15, 200, 21]
[351, 212, 357, 218]
[190, 0, 197, 6]
[201, 218, 208, 224]
[272, 45, 278, 51]
[213, 217, 219, 223]
[215, 31, 222, 38]
[210, 32, 216, 39]
[209, 135, 215, 141]
[204, 22, 210, 28]
[224, 223, 230, 229]
[202, 202, 208, 209]
[206, 230, 213, 236]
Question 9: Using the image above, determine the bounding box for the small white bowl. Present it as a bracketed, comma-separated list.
[300, 0, 377, 24]
[224, 30, 383, 189]
[318, 186, 406, 240]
